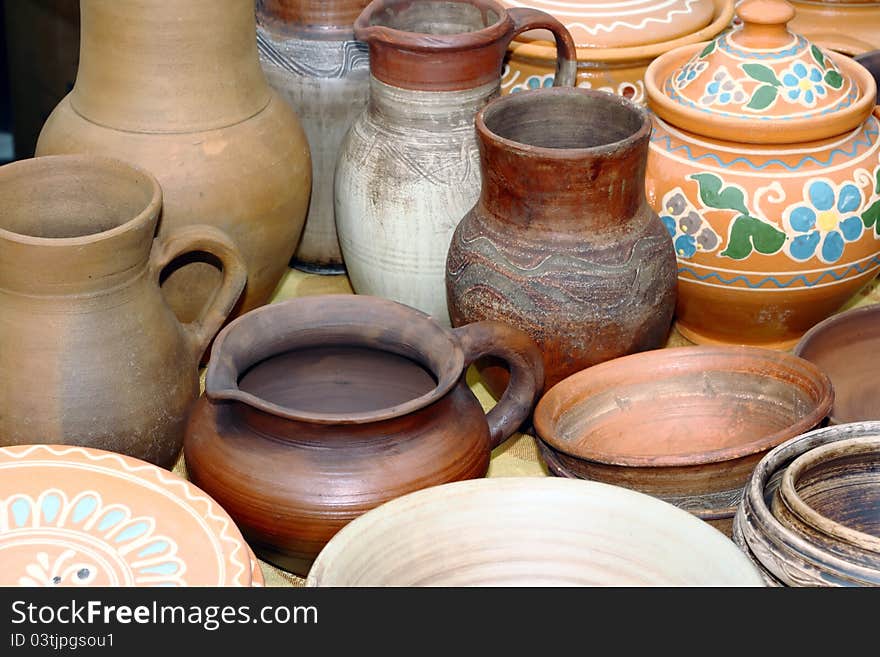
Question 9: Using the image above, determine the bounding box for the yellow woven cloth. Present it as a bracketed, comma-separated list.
[174, 269, 880, 587]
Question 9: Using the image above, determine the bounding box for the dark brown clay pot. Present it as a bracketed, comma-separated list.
[794, 304, 880, 424]
[855, 50, 880, 91]
[183, 294, 543, 575]
[446, 88, 677, 395]
[0, 155, 246, 468]
[734, 421, 880, 586]
[533, 346, 834, 536]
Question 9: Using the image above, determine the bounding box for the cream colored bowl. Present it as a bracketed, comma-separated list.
[307, 477, 764, 587]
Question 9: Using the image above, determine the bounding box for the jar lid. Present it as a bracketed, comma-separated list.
[503, 0, 716, 49]
[646, 0, 877, 143]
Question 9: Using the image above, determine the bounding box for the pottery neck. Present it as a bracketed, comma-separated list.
[72, 0, 271, 133]
[476, 91, 652, 234]
[0, 156, 161, 297]
[257, 0, 369, 38]
[368, 76, 497, 132]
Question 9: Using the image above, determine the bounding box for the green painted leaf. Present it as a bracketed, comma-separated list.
[690, 173, 751, 215]
[825, 70, 843, 89]
[810, 45, 826, 68]
[875, 167, 880, 194]
[721, 215, 787, 260]
[742, 64, 781, 87]
[862, 200, 880, 234]
[746, 85, 778, 111]
[700, 40, 716, 58]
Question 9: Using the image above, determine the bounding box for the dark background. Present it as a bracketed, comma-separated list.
[1, 0, 81, 163]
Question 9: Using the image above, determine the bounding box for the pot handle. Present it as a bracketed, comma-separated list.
[506, 8, 578, 88]
[149, 225, 248, 362]
[453, 321, 545, 448]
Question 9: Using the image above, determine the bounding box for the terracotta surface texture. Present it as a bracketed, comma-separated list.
[500, 0, 734, 102]
[184, 294, 542, 576]
[335, 0, 576, 325]
[0, 445, 255, 586]
[0, 155, 245, 469]
[35, 0, 311, 323]
[307, 477, 765, 586]
[788, 0, 880, 56]
[447, 88, 677, 393]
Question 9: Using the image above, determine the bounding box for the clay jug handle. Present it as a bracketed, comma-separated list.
[453, 321, 544, 448]
[506, 8, 577, 87]
[149, 225, 248, 362]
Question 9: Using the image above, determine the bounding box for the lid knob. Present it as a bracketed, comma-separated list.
[733, 0, 796, 49]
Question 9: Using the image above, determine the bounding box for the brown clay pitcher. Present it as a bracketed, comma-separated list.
[0, 155, 247, 469]
[36, 0, 311, 323]
[184, 294, 544, 575]
[446, 88, 678, 393]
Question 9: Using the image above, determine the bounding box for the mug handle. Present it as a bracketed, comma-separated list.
[506, 8, 578, 88]
[453, 321, 545, 448]
[149, 225, 248, 362]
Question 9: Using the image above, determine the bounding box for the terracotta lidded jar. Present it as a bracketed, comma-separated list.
[257, 0, 371, 274]
[0, 155, 247, 469]
[36, 0, 311, 323]
[499, 0, 735, 101]
[334, 0, 577, 325]
[184, 294, 543, 575]
[645, 0, 879, 348]
[446, 88, 677, 393]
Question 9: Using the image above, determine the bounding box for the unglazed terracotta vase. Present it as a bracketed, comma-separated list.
[447, 88, 677, 393]
[645, 0, 880, 348]
[734, 421, 880, 586]
[335, 0, 577, 325]
[0, 445, 256, 587]
[0, 156, 246, 469]
[788, 0, 880, 56]
[794, 304, 880, 424]
[533, 346, 833, 535]
[307, 478, 764, 586]
[184, 294, 543, 575]
[36, 0, 310, 323]
[257, 0, 370, 274]
[499, 0, 735, 101]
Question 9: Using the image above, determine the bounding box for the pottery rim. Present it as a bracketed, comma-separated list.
[506, 0, 735, 64]
[533, 346, 834, 468]
[0, 154, 161, 248]
[355, 0, 510, 49]
[740, 421, 880, 582]
[794, 304, 879, 425]
[204, 295, 468, 425]
[645, 41, 878, 144]
[778, 435, 880, 552]
[476, 86, 651, 157]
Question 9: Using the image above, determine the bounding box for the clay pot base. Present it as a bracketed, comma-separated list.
[239, 346, 437, 415]
[675, 321, 801, 351]
[289, 259, 347, 276]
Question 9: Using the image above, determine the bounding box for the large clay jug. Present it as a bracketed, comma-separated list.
[0, 155, 247, 469]
[334, 0, 577, 325]
[36, 0, 310, 323]
[257, 0, 371, 274]
[446, 88, 678, 393]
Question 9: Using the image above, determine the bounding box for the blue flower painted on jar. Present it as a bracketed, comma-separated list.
[660, 189, 720, 258]
[780, 62, 827, 108]
[511, 74, 553, 93]
[674, 56, 708, 90]
[784, 180, 864, 263]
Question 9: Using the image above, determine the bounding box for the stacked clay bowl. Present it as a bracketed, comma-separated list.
[734, 421, 880, 586]
[499, 0, 734, 102]
[307, 478, 764, 586]
[794, 304, 880, 424]
[533, 346, 833, 536]
[0, 444, 262, 587]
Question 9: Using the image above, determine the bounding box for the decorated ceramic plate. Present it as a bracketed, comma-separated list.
[0, 445, 253, 587]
